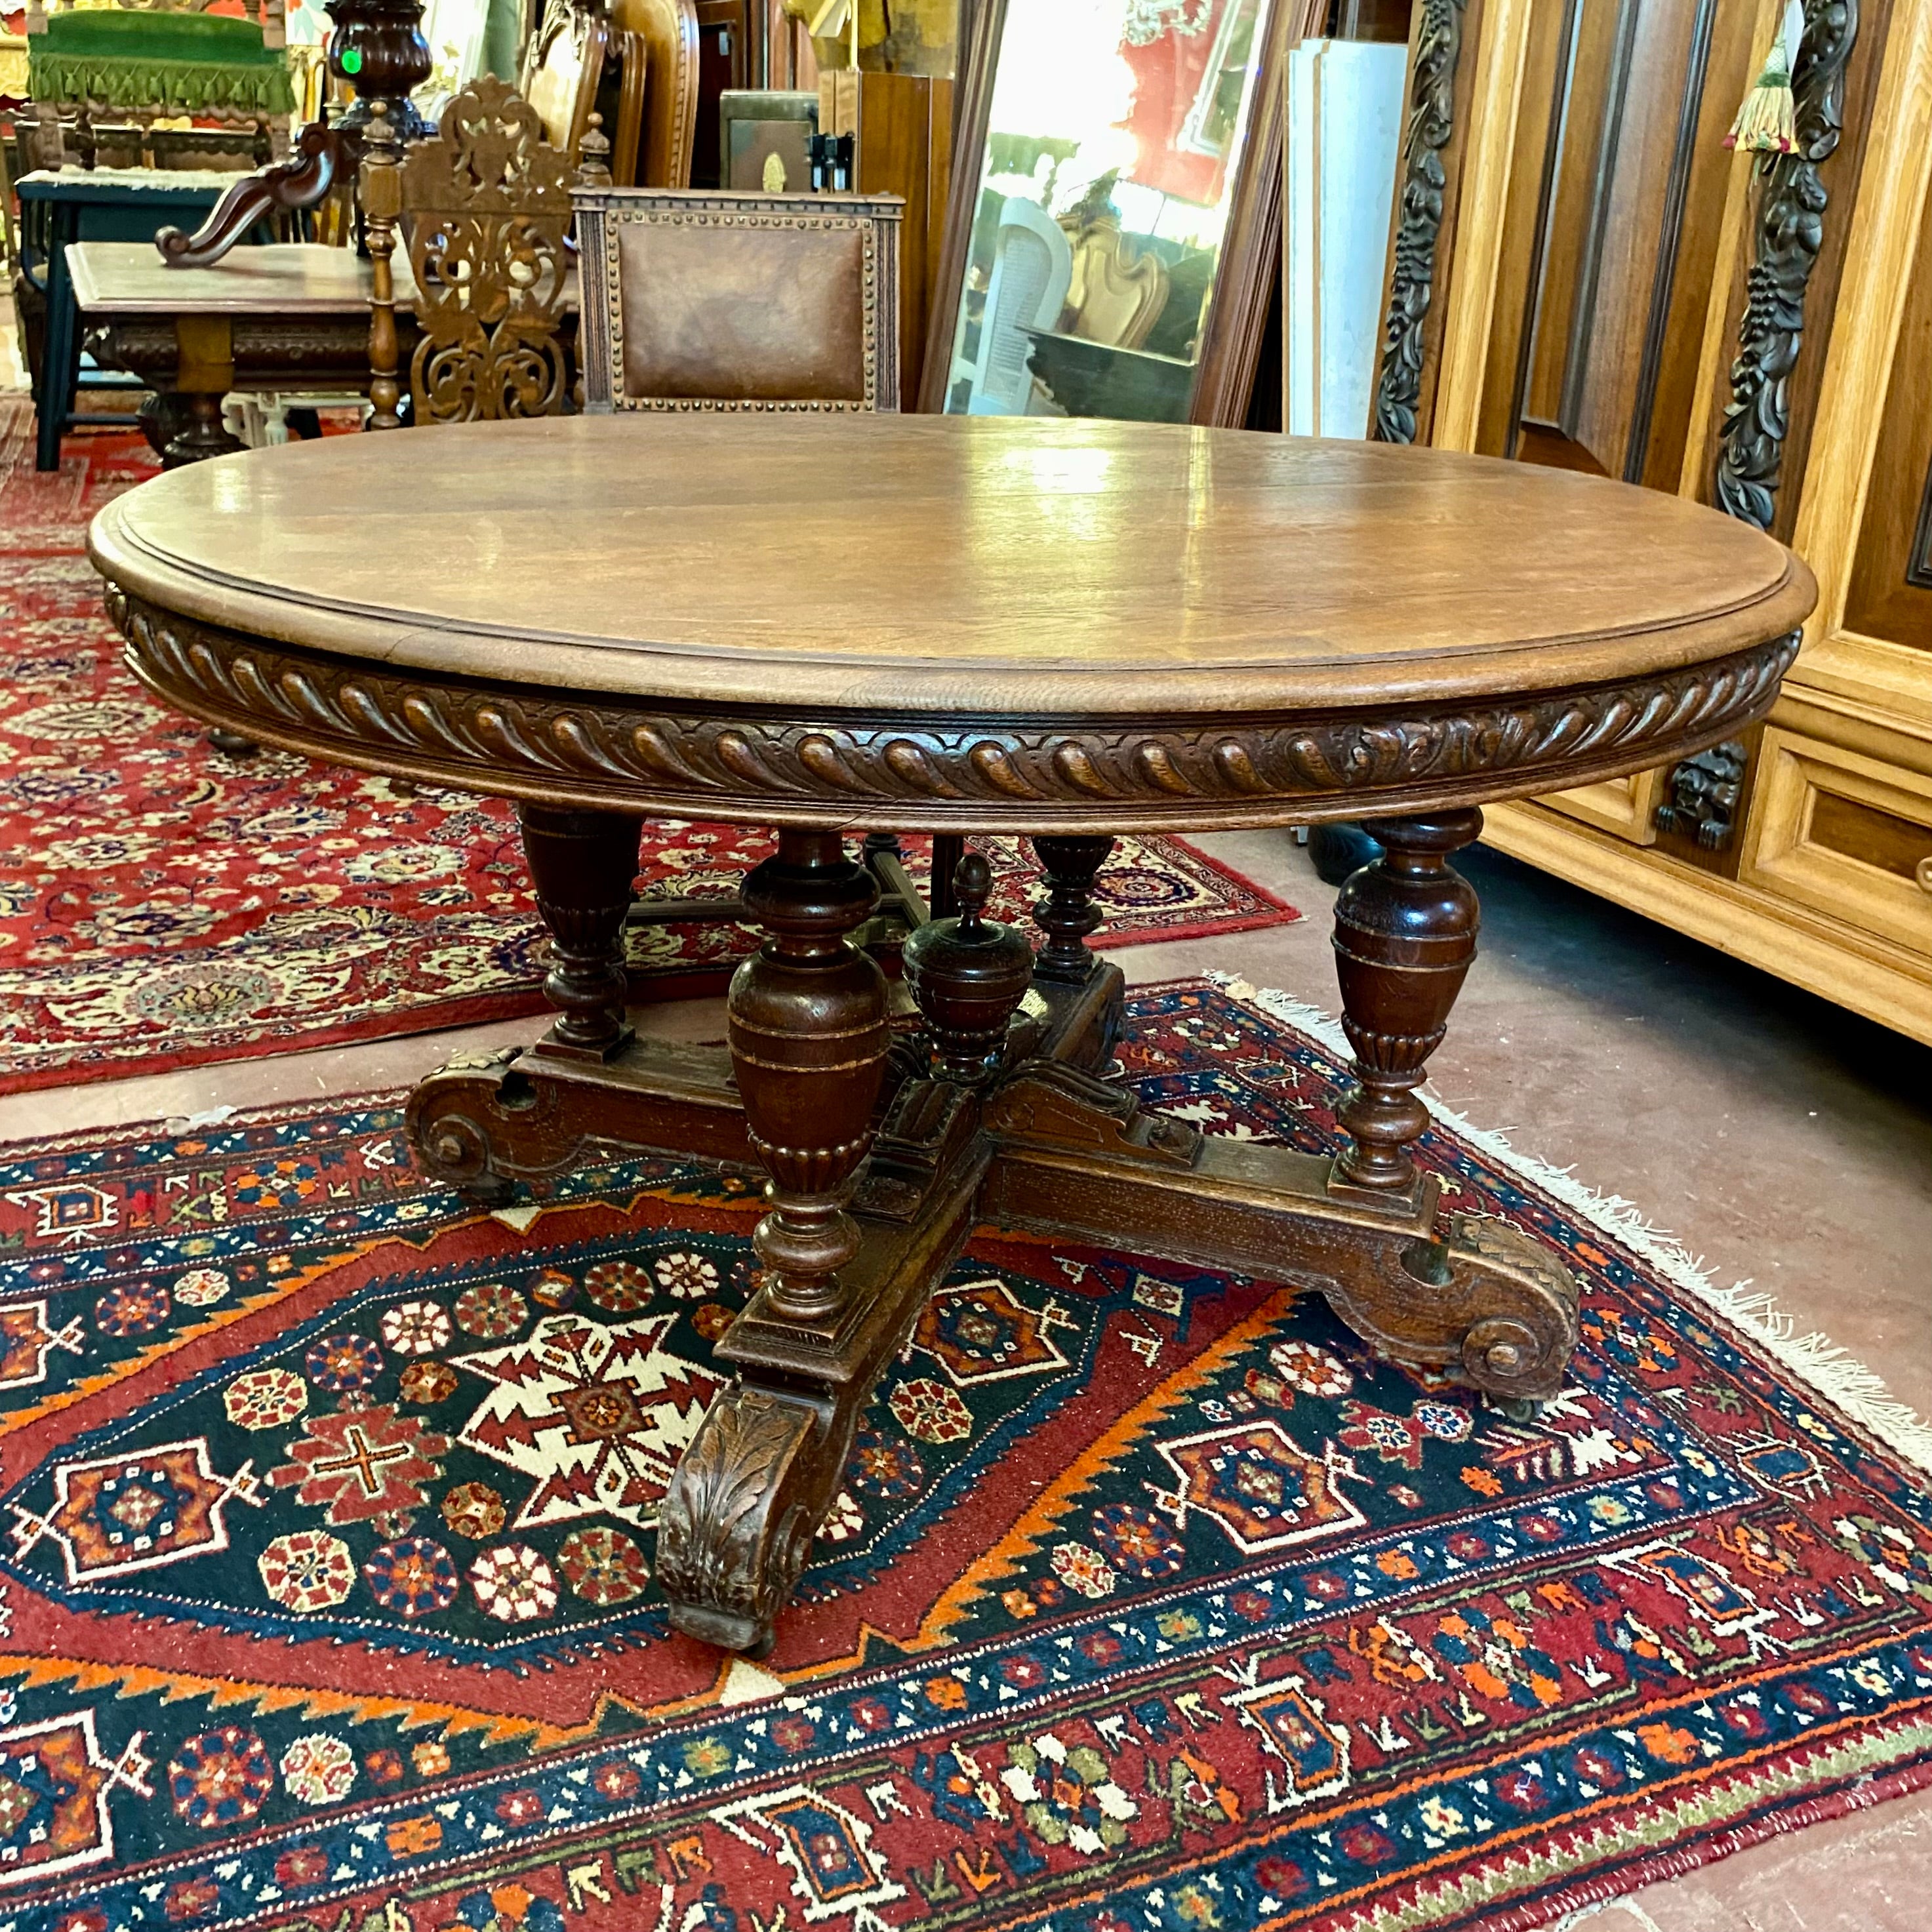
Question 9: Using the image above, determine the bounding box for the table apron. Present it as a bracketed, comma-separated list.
[103, 585, 1803, 835]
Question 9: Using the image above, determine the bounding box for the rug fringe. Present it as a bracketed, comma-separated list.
[1209, 971, 1932, 1476]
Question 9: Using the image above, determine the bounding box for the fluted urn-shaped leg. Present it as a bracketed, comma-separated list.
[1331, 810, 1482, 1193]
[1029, 835, 1116, 982]
[519, 804, 643, 1057]
[903, 849, 1037, 1084]
[729, 829, 892, 1325]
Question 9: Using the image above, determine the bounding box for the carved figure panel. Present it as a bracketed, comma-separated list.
[1654, 740, 1747, 849]
[402, 74, 576, 424]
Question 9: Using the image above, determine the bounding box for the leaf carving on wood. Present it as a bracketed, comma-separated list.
[656, 1383, 819, 1623]
[1373, 0, 1469, 446]
[108, 589, 1800, 828]
[1713, 0, 1860, 531]
[403, 75, 574, 424]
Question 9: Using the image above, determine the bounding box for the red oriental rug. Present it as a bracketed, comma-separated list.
[0, 411, 1297, 1091]
[0, 978, 1925, 1932]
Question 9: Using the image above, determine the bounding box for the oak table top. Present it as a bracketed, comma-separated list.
[92, 413, 1815, 833]
[68, 241, 427, 315]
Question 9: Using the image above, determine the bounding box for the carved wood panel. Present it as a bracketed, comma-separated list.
[401, 75, 576, 424]
[1691, 0, 1894, 542]
[104, 583, 1802, 832]
[1478, 0, 1758, 486]
[1372, 0, 1481, 445]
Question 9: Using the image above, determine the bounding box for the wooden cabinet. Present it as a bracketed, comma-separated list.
[1372, 0, 1932, 1040]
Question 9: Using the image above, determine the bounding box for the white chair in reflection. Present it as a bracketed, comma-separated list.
[963, 196, 1072, 416]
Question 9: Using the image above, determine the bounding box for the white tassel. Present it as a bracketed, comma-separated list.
[1726, 0, 1805, 153]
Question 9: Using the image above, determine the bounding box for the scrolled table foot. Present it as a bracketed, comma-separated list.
[1329, 1209, 1581, 1405]
[405, 1049, 533, 1203]
[658, 1381, 839, 1657]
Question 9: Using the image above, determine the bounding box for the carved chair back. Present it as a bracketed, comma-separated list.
[1062, 215, 1171, 352]
[611, 0, 697, 186]
[518, 0, 611, 165]
[573, 186, 902, 412]
[397, 74, 577, 424]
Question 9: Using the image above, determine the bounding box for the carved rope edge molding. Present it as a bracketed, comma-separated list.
[1373, 0, 1469, 446]
[1714, 0, 1860, 531]
[108, 587, 1800, 826]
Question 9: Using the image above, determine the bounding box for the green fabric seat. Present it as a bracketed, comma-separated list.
[30, 9, 294, 117]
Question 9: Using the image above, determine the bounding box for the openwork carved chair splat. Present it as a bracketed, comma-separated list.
[395, 75, 578, 425]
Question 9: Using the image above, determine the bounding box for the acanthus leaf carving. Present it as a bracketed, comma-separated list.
[1714, 0, 1859, 531]
[1373, 0, 1468, 447]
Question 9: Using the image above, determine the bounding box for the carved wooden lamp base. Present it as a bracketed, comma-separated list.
[406, 813, 1580, 1655]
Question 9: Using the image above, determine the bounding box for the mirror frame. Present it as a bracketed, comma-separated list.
[917, 0, 1308, 424]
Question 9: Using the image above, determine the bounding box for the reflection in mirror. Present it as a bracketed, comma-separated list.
[938, 0, 1277, 424]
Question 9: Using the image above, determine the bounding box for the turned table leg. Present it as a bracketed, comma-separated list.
[659, 829, 898, 1653]
[519, 803, 643, 1058]
[727, 829, 893, 1321]
[1330, 809, 1481, 1196]
[1030, 834, 1115, 982]
[407, 804, 644, 1198]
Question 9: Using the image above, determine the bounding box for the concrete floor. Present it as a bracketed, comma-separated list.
[6, 830, 1928, 1929]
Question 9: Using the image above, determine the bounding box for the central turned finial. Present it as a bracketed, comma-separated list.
[903, 849, 1036, 1084]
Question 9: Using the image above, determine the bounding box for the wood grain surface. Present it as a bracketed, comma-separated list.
[91, 414, 1813, 715]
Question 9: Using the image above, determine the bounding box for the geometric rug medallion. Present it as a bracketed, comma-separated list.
[0, 980, 1924, 1932]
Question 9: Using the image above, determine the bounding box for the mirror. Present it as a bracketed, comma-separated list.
[919, 0, 1296, 424]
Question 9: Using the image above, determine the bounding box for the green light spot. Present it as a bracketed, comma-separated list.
[340, 47, 363, 73]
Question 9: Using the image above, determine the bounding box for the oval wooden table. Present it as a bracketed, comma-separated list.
[91, 414, 1815, 1655]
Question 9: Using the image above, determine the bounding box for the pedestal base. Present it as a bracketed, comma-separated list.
[405, 816, 1580, 1653]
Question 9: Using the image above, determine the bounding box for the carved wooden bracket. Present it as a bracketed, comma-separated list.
[1654, 738, 1748, 849]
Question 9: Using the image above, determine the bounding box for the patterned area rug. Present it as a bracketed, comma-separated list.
[0, 979, 1925, 1932]
[0, 414, 1297, 1091]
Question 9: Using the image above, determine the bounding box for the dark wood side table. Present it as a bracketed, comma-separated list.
[66, 240, 422, 466]
[14, 167, 268, 472]
[89, 414, 1815, 1655]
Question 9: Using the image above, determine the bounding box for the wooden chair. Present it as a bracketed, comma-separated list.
[958, 195, 1072, 415]
[611, 0, 697, 186]
[364, 76, 578, 428]
[1062, 212, 1171, 352]
[573, 184, 900, 411]
[519, 0, 628, 169]
[571, 182, 939, 929]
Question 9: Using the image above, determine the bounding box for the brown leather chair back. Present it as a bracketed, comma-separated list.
[573, 187, 902, 412]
